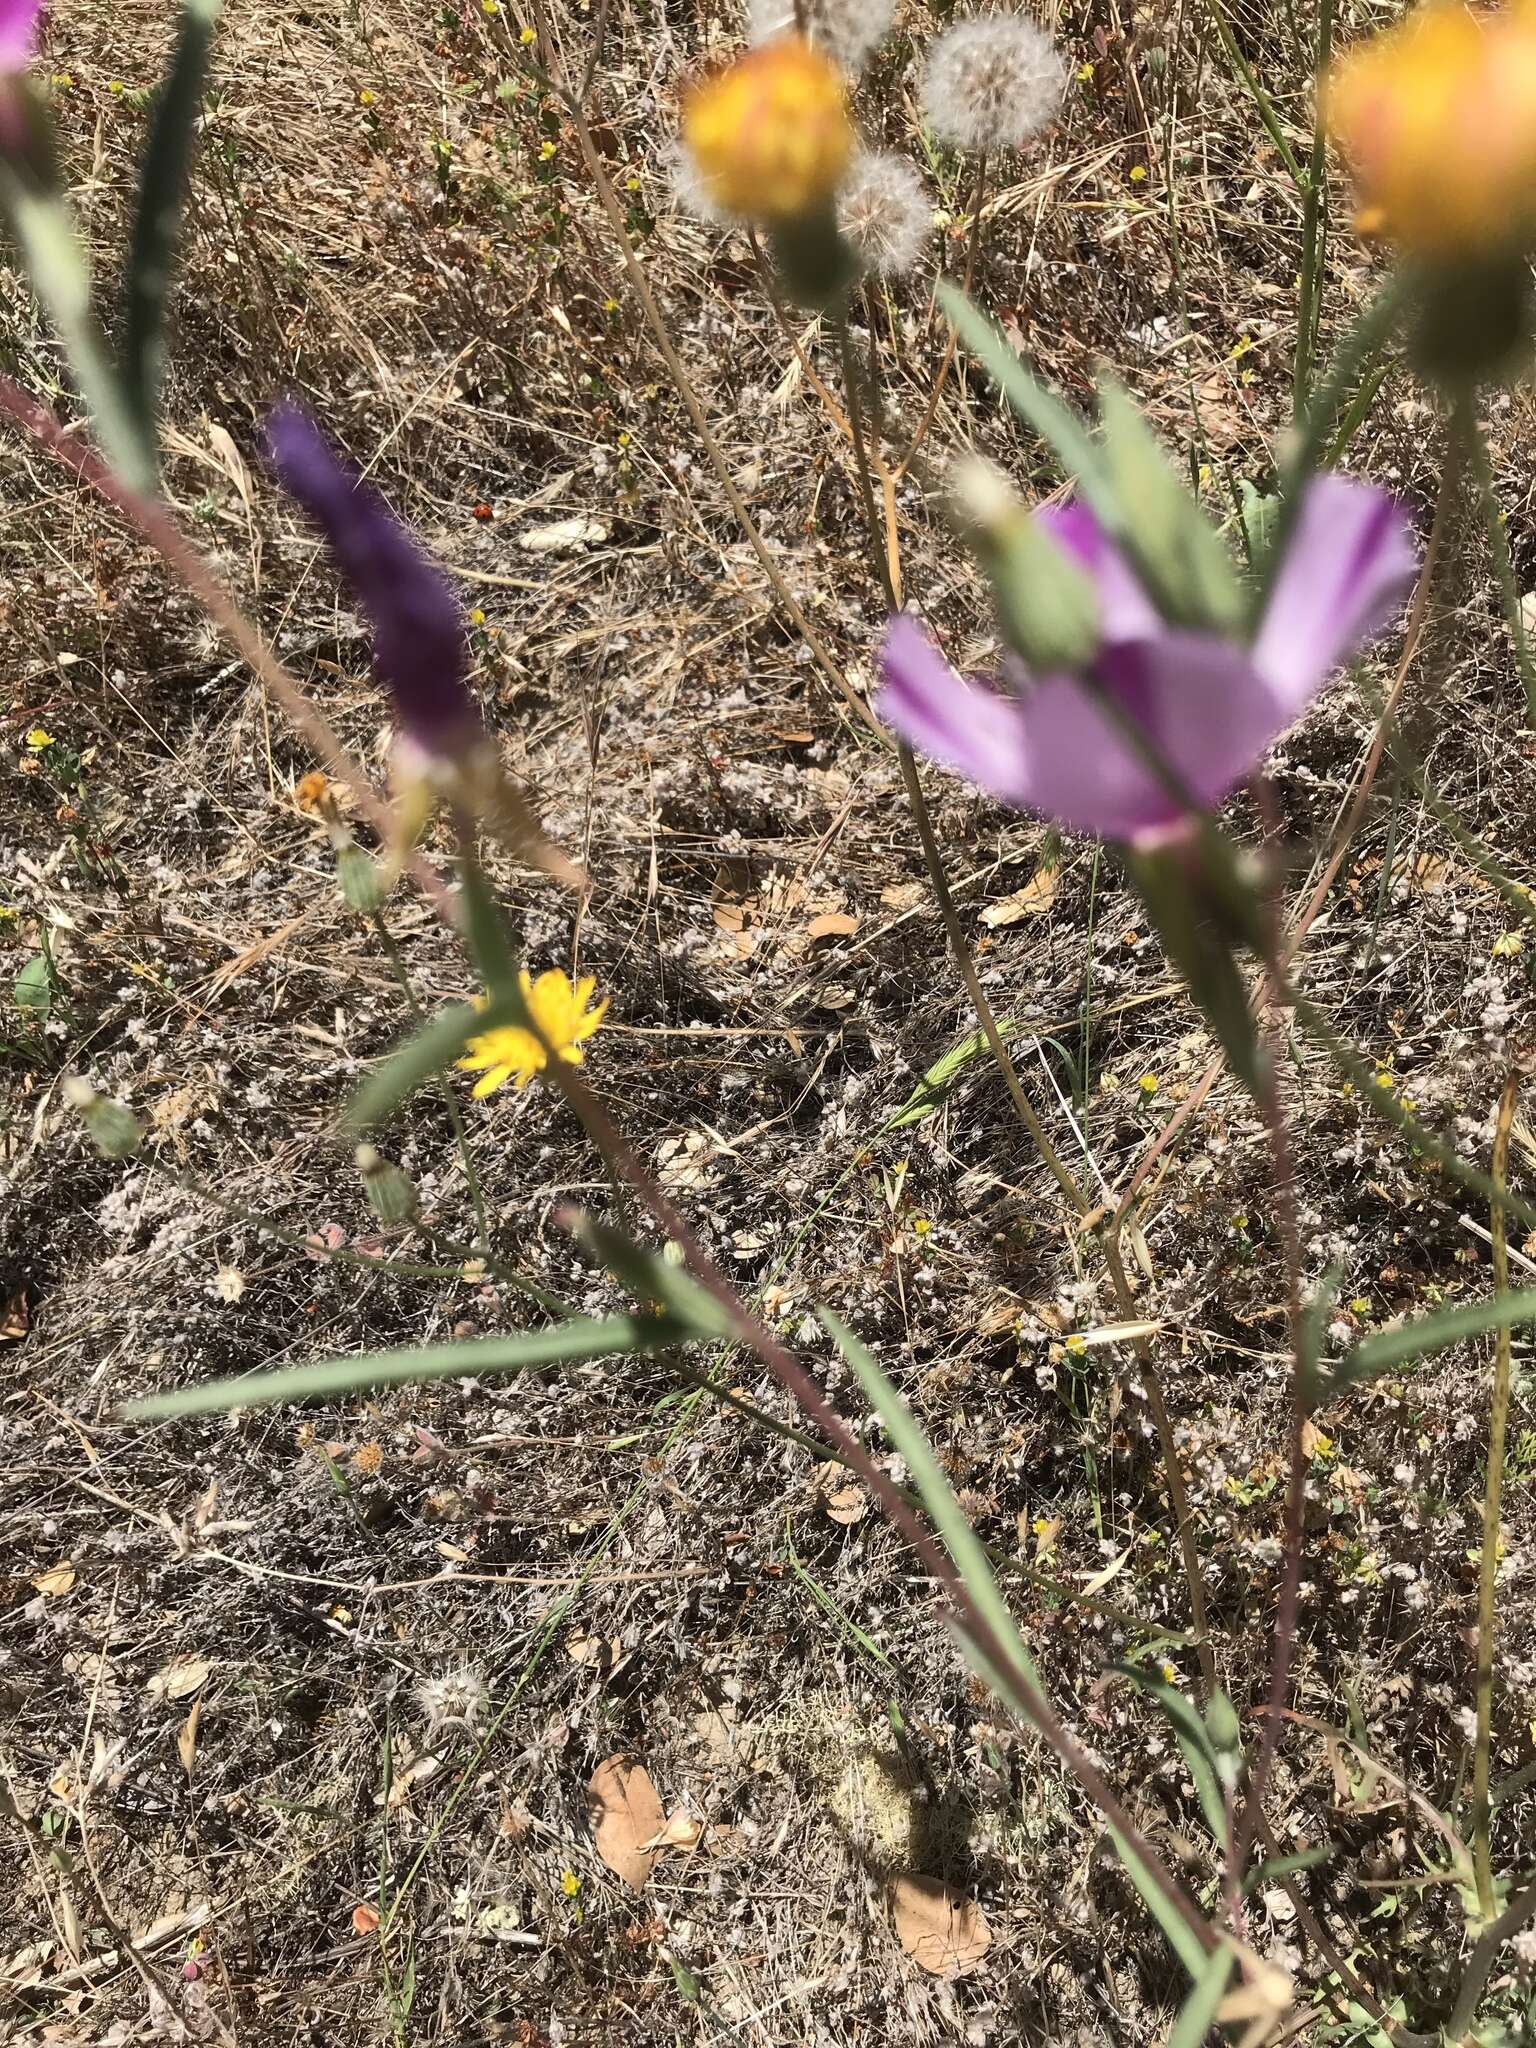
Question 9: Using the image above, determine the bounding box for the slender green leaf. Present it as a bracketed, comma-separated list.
[1097, 378, 1243, 632]
[0, 169, 155, 491]
[348, 1000, 486, 1131]
[566, 1211, 738, 1341]
[1167, 1939, 1236, 2048]
[123, 1310, 696, 1419]
[457, 861, 520, 998]
[1114, 1665, 1228, 1842]
[937, 283, 1116, 526]
[119, 0, 221, 450]
[818, 1307, 1043, 1700]
[1332, 1287, 1536, 1388]
[1242, 1843, 1333, 1898]
[1109, 1824, 1210, 1981]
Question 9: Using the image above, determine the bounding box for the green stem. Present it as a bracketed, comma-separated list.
[1466, 416, 1536, 721]
[371, 909, 492, 1253]
[1292, 0, 1334, 413]
[833, 311, 1087, 1214]
[1472, 1077, 1519, 1919]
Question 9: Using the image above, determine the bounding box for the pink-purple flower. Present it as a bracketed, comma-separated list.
[0, 0, 41, 71]
[878, 473, 1417, 845]
[266, 402, 483, 765]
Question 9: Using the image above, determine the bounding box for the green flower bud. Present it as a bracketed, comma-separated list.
[951, 455, 1101, 673]
[336, 843, 385, 915]
[63, 1076, 143, 1159]
[355, 1143, 418, 1223]
[1097, 378, 1244, 633]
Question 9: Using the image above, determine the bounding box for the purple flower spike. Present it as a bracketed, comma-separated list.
[266, 402, 482, 763]
[0, 0, 42, 71]
[877, 473, 1417, 845]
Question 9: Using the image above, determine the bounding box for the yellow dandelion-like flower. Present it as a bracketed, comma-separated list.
[456, 968, 609, 1097]
[25, 726, 56, 751]
[1325, 1, 1536, 258]
[682, 38, 852, 223]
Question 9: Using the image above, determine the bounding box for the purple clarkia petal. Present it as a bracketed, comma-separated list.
[1011, 635, 1289, 842]
[266, 402, 481, 760]
[1035, 499, 1161, 647]
[877, 615, 1030, 804]
[0, 0, 41, 71]
[1251, 473, 1417, 713]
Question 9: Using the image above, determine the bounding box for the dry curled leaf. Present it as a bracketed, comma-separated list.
[807, 911, 859, 941]
[979, 867, 1058, 926]
[176, 1698, 202, 1781]
[638, 1810, 704, 1853]
[889, 1874, 992, 1979]
[586, 1755, 665, 1891]
[31, 1562, 76, 1598]
[351, 1902, 380, 1936]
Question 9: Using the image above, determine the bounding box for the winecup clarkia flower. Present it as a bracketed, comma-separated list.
[266, 402, 482, 766]
[878, 474, 1416, 846]
[457, 969, 609, 1096]
[0, 0, 42, 72]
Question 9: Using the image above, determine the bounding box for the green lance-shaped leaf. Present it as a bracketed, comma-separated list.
[937, 282, 1116, 523]
[123, 1311, 698, 1420]
[348, 999, 491, 1132]
[0, 87, 155, 492]
[1129, 838, 1266, 1098]
[1331, 1286, 1536, 1390]
[1167, 1941, 1237, 2048]
[565, 1211, 738, 1342]
[1113, 1664, 1229, 1843]
[1096, 378, 1245, 634]
[119, 0, 222, 454]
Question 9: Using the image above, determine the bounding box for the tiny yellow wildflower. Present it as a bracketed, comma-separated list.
[1065, 1332, 1088, 1356]
[1075, 62, 1095, 82]
[1128, 163, 1147, 183]
[539, 138, 557, 160]
[682, 38, 852, 223]
[482, 0, 500, 13]
[1138, 1072, 1159, 1097]
[520, 24, 537, 42]
[359, 88, 377, 106]
[560, 1869, 582, 1896]
[1493, 930, 1523, 957]
[1326, 1, 1536, 258]
[468, 607, 486, 626]
[25, 727, 56, 751]
[457, 969, 609, 1097]
[1159, 1661, 1178, 1684]
[1350, 1297, 1371, 1315]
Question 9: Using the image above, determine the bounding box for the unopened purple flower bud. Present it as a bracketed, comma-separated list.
[266, 402, 483, 764]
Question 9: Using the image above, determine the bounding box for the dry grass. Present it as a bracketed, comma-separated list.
[4, 0, 1536, 2041]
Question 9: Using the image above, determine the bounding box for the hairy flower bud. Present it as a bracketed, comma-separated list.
[64, 1076, 143, 1160]
[355, 1143, 418, 1224]
[921, 14, 1063, 153]
[682, 38, 852, 223]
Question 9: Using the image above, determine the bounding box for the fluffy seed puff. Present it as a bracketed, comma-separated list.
[838, 152, 932, 276]
[745, 0, 896, 79]
[921, 13, 1063, 153]
[414, 1664, 491, 1738]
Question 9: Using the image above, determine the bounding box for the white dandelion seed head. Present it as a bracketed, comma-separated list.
[746, 0, 896, 77]
[921, 13, 1064, 152]
[838, 151, 932, 275]
[414, 1664, 490, 1737]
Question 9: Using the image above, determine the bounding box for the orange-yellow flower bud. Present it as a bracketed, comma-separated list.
[1325, 1, 1536, 257]
[682, 38, 852, 222]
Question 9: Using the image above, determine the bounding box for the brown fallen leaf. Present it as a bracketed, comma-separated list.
[638, 1810, 704, 1853]
[32, 1562, 76, 1598]
[889, 1873, 992, 1978]
[807, 911, 859, 942]
[176, 1698, 202, 1781]
[979, 867, 1058, 927]
[147, 1654, 211, 1702]
[351, 1902, 380, 1936]
[586, 1756, 665, 1891]
[0, 1290, 28, 1343]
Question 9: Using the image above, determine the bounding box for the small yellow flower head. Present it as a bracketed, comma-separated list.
[1326, 1, 1536, 258]
[681, 38, 852, 223]
[456, 968, 609, 1096]
[25, 725, 55, 750]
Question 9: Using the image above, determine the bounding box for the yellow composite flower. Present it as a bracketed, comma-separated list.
[1325, 0, 1536, 258]
[456, 969, 609, 1097]
[682, 37, 853, 223]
